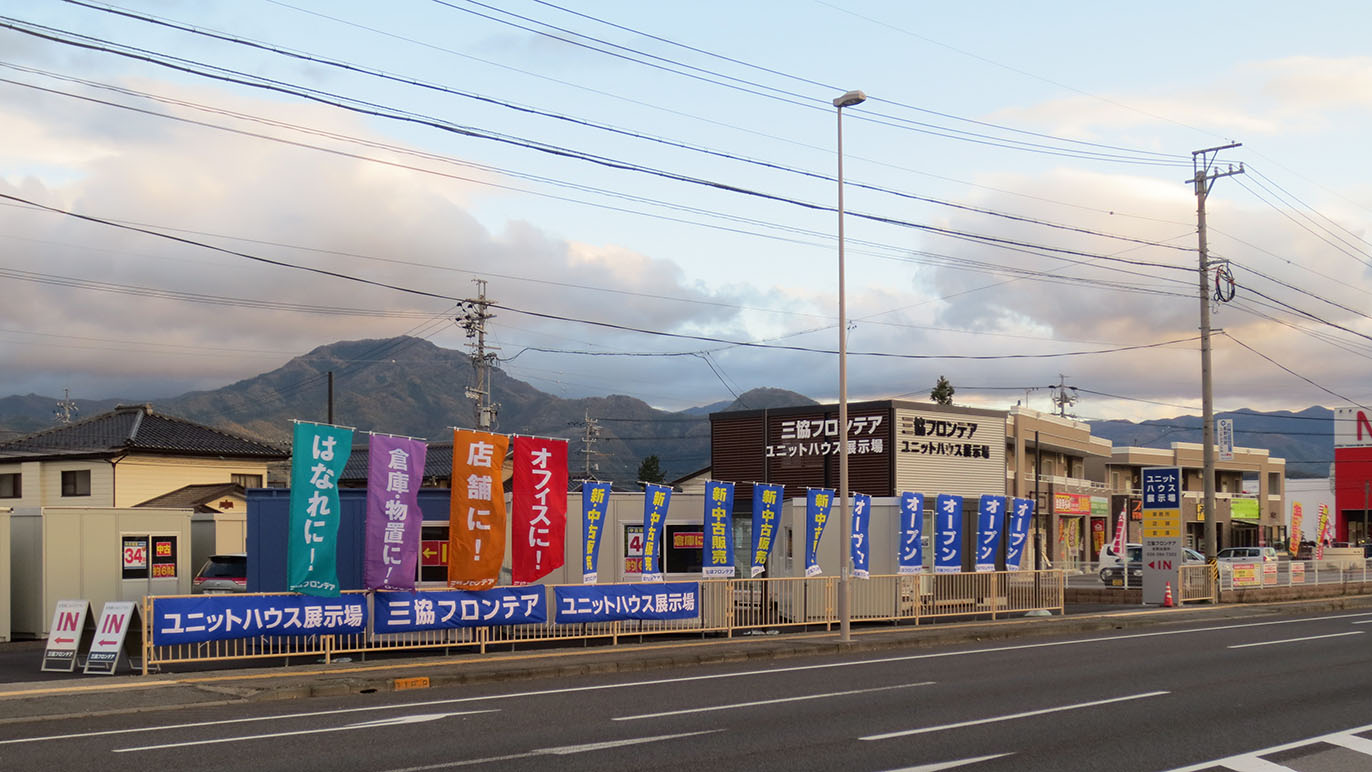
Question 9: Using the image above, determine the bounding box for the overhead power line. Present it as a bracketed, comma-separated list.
[0, 190, 1204, 364]
[1, 15, 1197, 263]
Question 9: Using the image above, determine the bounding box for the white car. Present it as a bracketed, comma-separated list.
[1215, 546, 1278, 563]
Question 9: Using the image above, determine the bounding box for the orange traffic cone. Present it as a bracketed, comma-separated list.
[1163, 582, 1174, 608]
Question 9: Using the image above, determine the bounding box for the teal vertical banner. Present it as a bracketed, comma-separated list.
[288, 421, 353, 597]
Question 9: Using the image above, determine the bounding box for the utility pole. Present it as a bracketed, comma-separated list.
[327, 371, 334, 425]
[1192, 142, 1244, 563]
[1051, 375, 1076, 418]
[53, 388, 78, 424]
[576, 410, 604, 479]
[458, 279, 499, 430]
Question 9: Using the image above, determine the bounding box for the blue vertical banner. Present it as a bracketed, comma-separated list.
[934, 493, 964, 574]
[641, 483, 672, 582]
[703, 481, 736, 578]
[581, 481, 612, 584]
[288, 421, 353, 597]
[851, 493, 872, 579]
[804, 488, 835, 577]
[899, 492, 924, 574]
[1005, 497, 1035, 570]
[975, 495, 1005, 572]
[750, 483, 784, 577]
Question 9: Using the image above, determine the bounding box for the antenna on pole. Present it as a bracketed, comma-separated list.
[1051, 375, 1077, 418]
[54, 388, 79, 424]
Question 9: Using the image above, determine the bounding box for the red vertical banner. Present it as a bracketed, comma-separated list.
[511, 436, 568, 585]
[449, 429, 510, 590]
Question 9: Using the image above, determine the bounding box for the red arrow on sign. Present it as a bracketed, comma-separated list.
[97, 639, 118, 646]
[53, 637, 74, 644]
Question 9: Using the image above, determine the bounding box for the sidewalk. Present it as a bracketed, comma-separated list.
[2, 595, 1369, 724]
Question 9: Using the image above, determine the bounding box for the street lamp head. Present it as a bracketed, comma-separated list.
[833, 89, 867, 108]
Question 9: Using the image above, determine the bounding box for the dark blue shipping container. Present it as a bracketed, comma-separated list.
[246, 488, 453, 592]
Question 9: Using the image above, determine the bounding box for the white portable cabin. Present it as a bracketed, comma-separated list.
[9, 506, 192, 638]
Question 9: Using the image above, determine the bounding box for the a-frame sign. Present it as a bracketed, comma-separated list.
[84, 601, 144, 675]
[41, 600, 95, 672]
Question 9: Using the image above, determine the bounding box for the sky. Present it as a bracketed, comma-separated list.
[2, 1, 1371, 428]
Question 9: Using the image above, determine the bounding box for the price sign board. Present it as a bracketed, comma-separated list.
[41, 600, 94, 672]
[1141, 467, 1183, 605]
[84, 602, 142, 675]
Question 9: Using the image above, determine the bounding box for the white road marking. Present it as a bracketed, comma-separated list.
[860, 691, 1169, 741]
[1227, 631, 1363, 648]
[10, 611, 1368, 747]
[1163, 720, 1372, 771]
[612, 681, 934, 721]
[377, 730, 722, 771]
[1351, 619, 1372, 624]
[881, 754, 1013, 771]
[112, 710, 496, 752]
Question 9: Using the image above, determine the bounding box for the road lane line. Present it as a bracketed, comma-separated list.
[77, 611, 1372, 692]
[1227, 631, 1363, 648]
[612, 681, 934, 721]
[12, 612, 1370, 747]
[860, 691, 1169, 741]
[377, 730, 722, 771]
[881, 755, 1013, 772]
[112, 710, 498, 752]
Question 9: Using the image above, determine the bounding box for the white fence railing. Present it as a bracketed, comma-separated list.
[1218, 558, 1372, 591]
[141, 571, 1065, 673]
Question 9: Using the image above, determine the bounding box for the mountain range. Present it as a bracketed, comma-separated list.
[0, 336, 1333, 480]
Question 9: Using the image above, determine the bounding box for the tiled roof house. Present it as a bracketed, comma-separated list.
[0, 404, 286, 509]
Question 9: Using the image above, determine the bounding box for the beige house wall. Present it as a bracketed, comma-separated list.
[0, 456, 269, 510]
[111, 456, 268, 508]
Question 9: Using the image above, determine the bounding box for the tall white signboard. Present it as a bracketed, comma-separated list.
[1141, 467, 1182, 605]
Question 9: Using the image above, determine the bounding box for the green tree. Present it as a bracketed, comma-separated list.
[930, 375, 955, 405]
[637, 454, 665, 484]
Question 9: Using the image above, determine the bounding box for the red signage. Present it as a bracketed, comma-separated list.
[421, 540, 449, 567]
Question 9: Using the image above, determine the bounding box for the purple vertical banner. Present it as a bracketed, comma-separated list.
[975, 494, 1005, 572]
[934, 494, 964, 574]
[898, 492, 924, 574]
[851, 493, 871, 579]
[363, 434, 427, 590]
[1005, 497, 1035, 570]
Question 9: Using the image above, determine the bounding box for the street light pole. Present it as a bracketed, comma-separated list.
[834, 88, 865, 644]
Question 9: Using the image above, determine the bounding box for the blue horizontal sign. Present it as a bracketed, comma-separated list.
[374, 588, 547, 633]
[554, 582, 700, 623]
[152, 595, 367, 646]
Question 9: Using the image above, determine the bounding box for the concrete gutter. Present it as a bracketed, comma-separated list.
[1, 595, 1368, 724]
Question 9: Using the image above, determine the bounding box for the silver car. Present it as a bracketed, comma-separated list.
[192, 553, 247, 593]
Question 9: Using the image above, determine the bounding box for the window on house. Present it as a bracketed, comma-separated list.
[0, 473, 19, 498]
[231, 473, 263, 488]
[61, 469, 91, 497]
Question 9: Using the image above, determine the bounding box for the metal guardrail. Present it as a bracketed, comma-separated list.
[140, 571, 1065, 673]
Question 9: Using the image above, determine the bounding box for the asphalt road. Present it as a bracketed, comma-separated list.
[2, 608, 1371, 771]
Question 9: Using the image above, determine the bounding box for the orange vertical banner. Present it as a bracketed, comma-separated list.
[449, 429, 509, 590]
